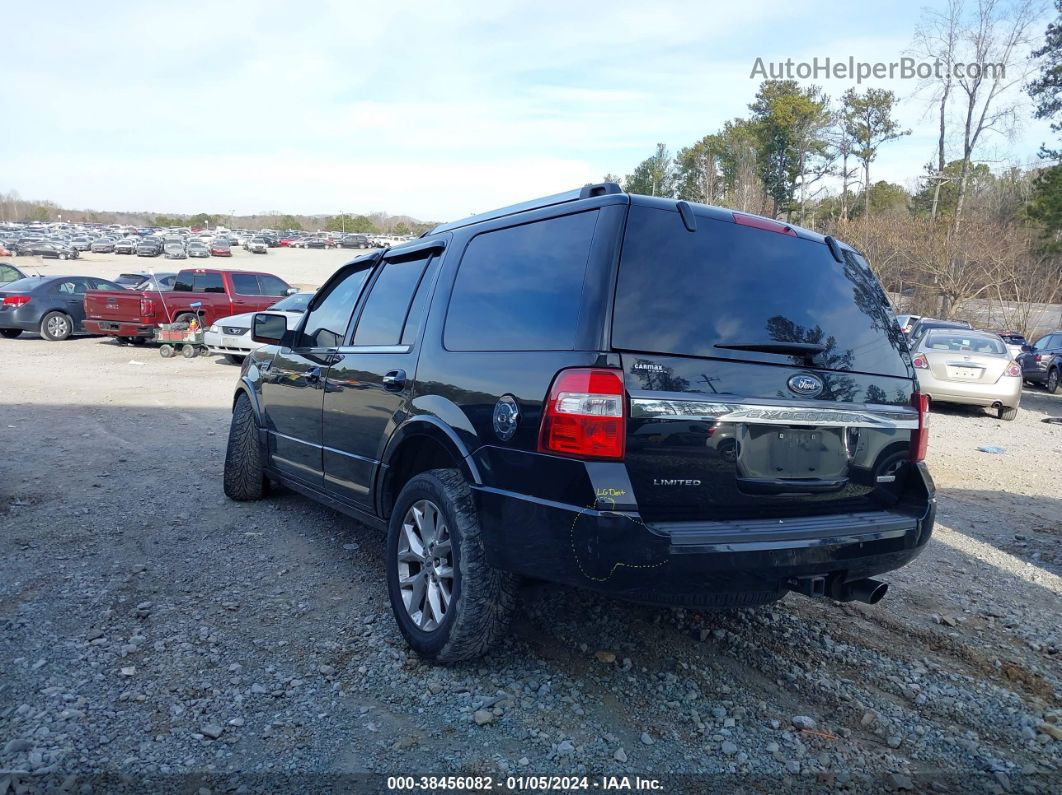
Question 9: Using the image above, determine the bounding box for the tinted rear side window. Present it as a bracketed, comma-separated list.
[231, 274, 261, 294]
[612, 206, 908, 377]
[194, 272, 225, 293]
[352, 256, 430, 346]
[401, 257, 440, 346]
[444, 211, 598, 351]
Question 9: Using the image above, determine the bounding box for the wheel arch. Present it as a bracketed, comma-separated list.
[377, 417, 481, 520]
[233, 377, 263, 424]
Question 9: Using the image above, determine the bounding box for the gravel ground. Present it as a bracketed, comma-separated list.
[1, 334, 1060, 793]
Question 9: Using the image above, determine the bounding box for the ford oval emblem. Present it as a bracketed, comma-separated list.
[787, 373, 824, 397]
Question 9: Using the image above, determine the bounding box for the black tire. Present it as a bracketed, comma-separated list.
[225, 354, 246, 365]
[39, 311, 73, 341]
[386, 468, 518, 663]
[116, 336, 131, 345]
[998, 405, 1018, 421]
[174, 312, 198, 328]
[181, 344, 197, 359]
[1, 329, 22, 339]
[224, 394, 267, 501]
[129, 337, 147, 346]
[1046, 368, 1059, 394]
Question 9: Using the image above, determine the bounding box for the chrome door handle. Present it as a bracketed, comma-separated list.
[382, 369, 406, 390]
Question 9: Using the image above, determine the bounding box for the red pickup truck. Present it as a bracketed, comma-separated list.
[83, 268, 294, 340]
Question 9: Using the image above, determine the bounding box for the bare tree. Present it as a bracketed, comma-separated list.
[832, 103, 861, 221]
[951, 0, 1044, 236]
[912, 0, 964, 219]
[991, 244, 1062, 334]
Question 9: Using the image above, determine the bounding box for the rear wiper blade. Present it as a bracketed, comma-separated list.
[715, 342, 828, 357]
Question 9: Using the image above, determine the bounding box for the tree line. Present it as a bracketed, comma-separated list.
[0, 194, 436, 238]
[611, 0, 1062, 333]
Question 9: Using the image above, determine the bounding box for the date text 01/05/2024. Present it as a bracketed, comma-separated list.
[386, 775, 664, 791]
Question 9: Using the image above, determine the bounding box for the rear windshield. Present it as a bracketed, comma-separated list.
[0, 278, 46, 292]
[612, 206, 909, 377]
[924, 332, 1007, 355]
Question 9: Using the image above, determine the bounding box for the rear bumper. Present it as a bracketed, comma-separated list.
[917, 371, 1021, 407]
[1021, 367, 1049, 383]
[472, 464, 935, 604]
[83, 319, 156, 338]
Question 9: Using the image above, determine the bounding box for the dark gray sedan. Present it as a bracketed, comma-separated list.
[0, 275, 125, 340]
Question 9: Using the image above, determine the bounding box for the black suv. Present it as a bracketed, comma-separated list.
[223, 184, 935, 662]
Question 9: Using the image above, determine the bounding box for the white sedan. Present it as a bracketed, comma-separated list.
[204, 291, 313, 364]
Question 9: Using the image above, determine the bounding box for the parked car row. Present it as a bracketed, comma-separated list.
[894, 314, 1058, 420]
[0, 267, 296, 344]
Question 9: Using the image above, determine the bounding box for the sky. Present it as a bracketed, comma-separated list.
[2, 0, 1056, 222]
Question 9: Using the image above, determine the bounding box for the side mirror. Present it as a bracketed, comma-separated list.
[253, 312, 288, 345]
[285, 287, 298, 295]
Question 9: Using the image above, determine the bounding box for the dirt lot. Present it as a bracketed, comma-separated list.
[1, 328, 1060, 793]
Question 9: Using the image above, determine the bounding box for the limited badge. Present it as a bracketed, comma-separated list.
[492, 395, 520, 441]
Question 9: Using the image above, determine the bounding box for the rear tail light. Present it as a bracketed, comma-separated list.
[1034, 354, 1042, 364]
[539, 368, 626, 460]
[910, 392, 929, 462]
[140, 298, 155, 317]
[2, 295, 30, 307]
[1004, 361, 1021, 377]
[911, 353, 929, 369]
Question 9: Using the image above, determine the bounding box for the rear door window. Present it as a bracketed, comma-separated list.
[351, 255, 431, 346]
[444, 211, 599, 351]
[193, 272, 225, 293]
[612, 206, 908, 377]
[231, 274, 261, 295]
[400, 257, 440, 346]
[88, 279, 124, 291]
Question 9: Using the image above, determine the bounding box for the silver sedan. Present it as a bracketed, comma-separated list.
[912, 329, 1022, 420]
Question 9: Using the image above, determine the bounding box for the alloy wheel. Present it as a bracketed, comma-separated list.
[48, 316, 69, 337]
[396, 499, 454, 632]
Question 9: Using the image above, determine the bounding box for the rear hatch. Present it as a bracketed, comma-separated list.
[612, 202, 918, 523]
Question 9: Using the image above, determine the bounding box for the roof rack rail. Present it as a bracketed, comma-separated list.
[428, 182, 624, 236]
